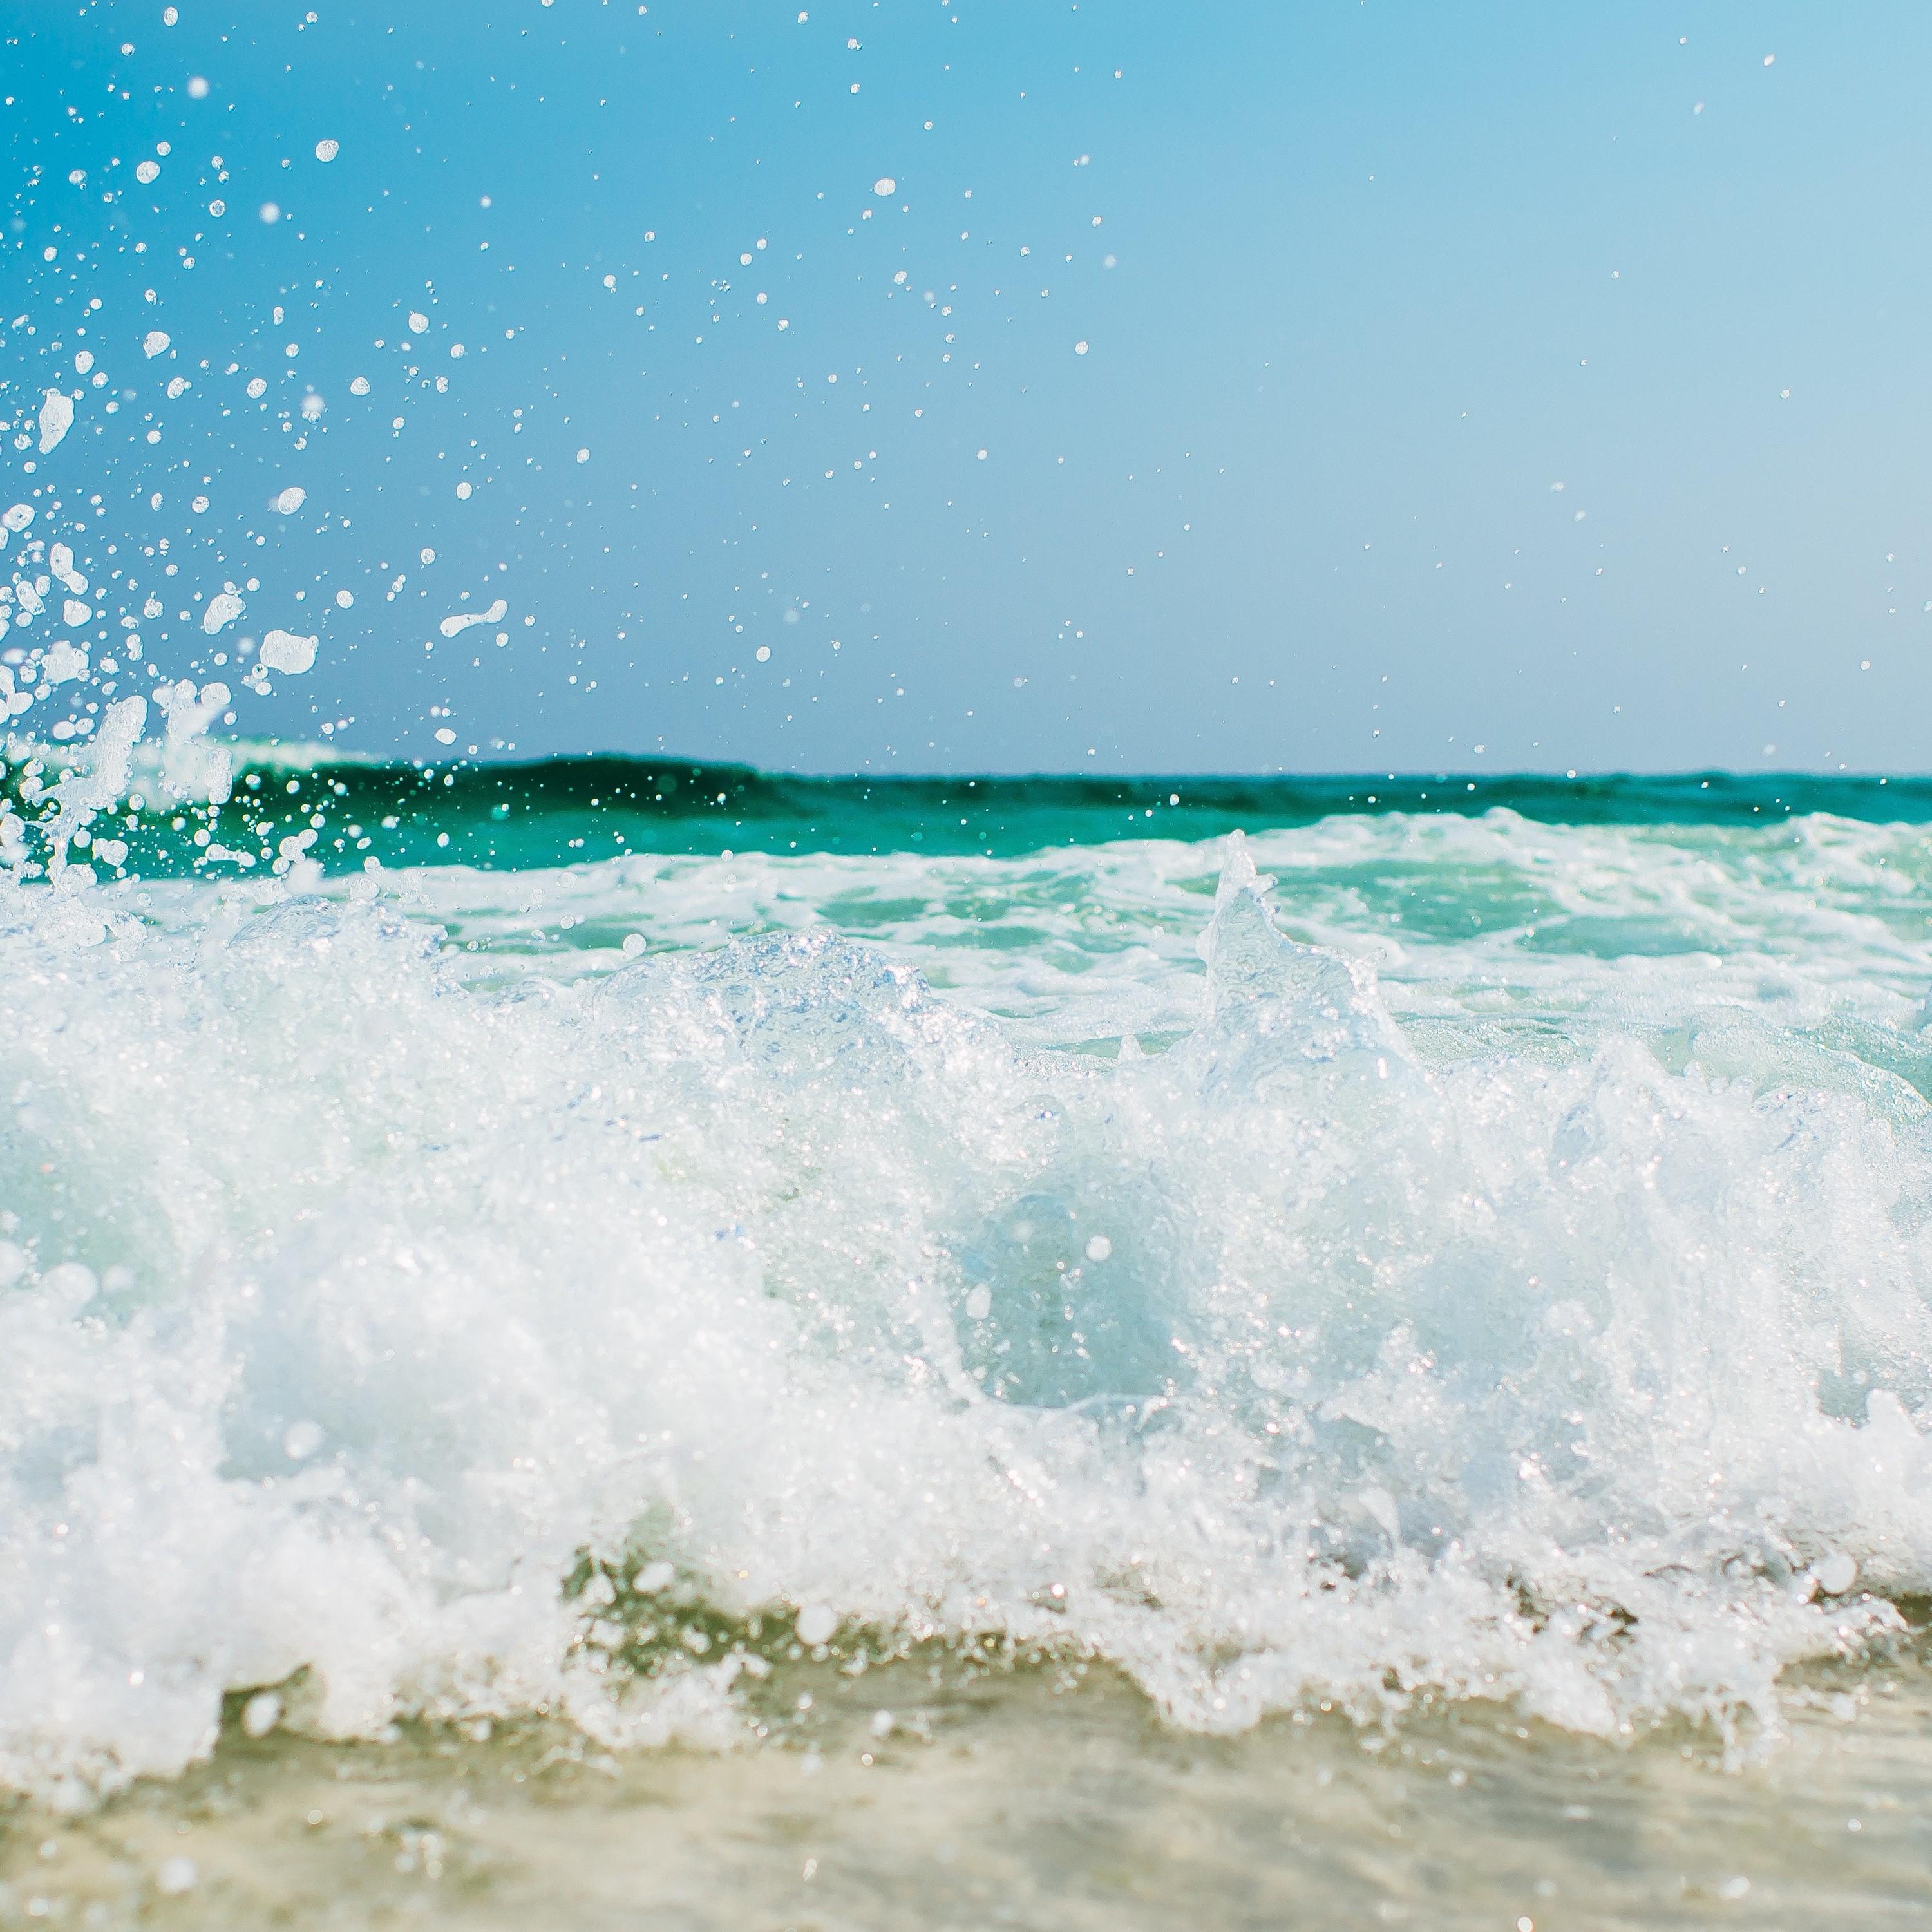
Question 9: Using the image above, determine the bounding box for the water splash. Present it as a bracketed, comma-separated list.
[2, 831, 1930, 1801]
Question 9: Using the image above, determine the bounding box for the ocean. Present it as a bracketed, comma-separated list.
[3, 752, 1932, 1924]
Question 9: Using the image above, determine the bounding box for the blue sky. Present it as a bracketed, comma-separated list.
[7, 0, 1932, 772]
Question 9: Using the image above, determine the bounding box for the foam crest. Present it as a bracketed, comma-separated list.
[2, 837, 1931, 1801]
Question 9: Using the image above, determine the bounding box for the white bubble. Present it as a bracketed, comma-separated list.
[1074, 340, 1089, 355]
[408, 310, 430, 334]
[41, 1262, 98, 1303]
[869, 1709, 895, 1739]
[873, 177, 896, 196]
[435, 726, 457, 745]
[349, 375, 370, 395]
[187, 75, 208, 98]
[1815, 1553, 1858, 1595]
[576, 447, 590, 463]
[259, 201, 281, 223]
[964, 1283, 992, 1321]
[283, 1421, 324, 1461]
[314, 138, 339, 162]
[795, 1604, 838, 1645]
[632, 1558, 675, 1591]
[246, 376, 267, 398]
[335, 589, 354, 608]
[755, 644, 771, 662]
[621, 934, 648, 959]
[456, 481, 473, 500]
[1084, 1235, 1113, 1262]
[240, 1691, 282, 1738]
[141, 329, 170, 359]
[156, 1857, 198, 1897]
[135, 159, 160, 185]
[272, 486, 306, 515]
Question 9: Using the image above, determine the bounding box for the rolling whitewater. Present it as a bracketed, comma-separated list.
[2, 745, 1931, 1921]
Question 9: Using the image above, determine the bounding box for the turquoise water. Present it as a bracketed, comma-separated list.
[8, 742, 1931, 876]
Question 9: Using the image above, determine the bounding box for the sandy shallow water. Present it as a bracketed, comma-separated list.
[4, 1636, 1929, 1930]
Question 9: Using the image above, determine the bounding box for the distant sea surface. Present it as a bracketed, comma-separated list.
[37, 750, 1931, 873]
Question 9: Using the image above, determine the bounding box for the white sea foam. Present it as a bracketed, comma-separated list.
[3, 826, 1932, 1801]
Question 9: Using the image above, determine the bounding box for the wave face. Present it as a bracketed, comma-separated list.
[5, 804, 1932, 1799]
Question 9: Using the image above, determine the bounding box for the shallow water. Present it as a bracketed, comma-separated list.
[6, 772, 1932, 1914]
[4, 1647, 1930, 1928]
